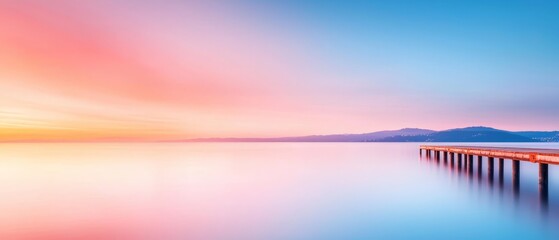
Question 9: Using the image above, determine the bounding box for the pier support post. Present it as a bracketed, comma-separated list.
[443, 151, 448, 163]
[488, 157, 494, 183]
[498, 158, 504, 186]
[477, 156, 482, 175]
[450, 153, 455, 167]
[457, 154, 462, 170]
[467, 155, 474, 174]
[539, 163, 549, 206]
[476, 156, 482, 180]
[512, 160, 520, 194]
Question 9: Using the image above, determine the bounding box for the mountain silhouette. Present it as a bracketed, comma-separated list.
[179, 126, 558, 142]
[373, 126, 539, 142]
[184, 128, 434, 142]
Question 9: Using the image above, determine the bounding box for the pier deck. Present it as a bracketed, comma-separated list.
[420, 145, 559, 164]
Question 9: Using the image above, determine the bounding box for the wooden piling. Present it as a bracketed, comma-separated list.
[512, 160, 520, 194]
[539, 163, 548, 205]
[488, 157, 494, 182]
[420, 146, 559, 198]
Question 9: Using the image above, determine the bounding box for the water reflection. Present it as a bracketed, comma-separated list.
[422, 150, 552, 219]
[1, 143, 558, 239]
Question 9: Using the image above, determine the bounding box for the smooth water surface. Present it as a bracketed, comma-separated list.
[1, 143, 559, 239]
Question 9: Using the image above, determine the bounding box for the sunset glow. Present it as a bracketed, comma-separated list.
[3, 2, 559, 239]
[2, 1, 558, 141]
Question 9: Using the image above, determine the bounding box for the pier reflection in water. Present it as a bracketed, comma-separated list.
[421, 149, 552, 217]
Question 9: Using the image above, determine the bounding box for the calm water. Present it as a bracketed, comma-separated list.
[1, 143, 559, 240]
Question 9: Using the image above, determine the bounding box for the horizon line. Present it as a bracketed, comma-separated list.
[2, 126, 558, 143]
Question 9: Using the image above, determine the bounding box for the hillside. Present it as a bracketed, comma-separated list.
[181, 126, 554, 142]
[183, 128, 435, 142]
[374, 127, 540, 142]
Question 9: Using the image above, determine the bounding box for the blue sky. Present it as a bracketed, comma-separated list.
[244, 0, 559, 130]
[1, 0, 558, 141]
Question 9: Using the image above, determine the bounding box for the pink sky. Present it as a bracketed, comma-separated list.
[1, 1, 557, 141]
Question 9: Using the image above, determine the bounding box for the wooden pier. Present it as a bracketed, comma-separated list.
[420, 145, 559, 202]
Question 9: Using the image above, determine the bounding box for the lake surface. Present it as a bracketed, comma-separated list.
[1, 143, 559, 239]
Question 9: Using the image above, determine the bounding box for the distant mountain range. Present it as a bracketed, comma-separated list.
[374, 127, 542, 142]
[180, 126, 559, 142]
[184, 128, 435, 142]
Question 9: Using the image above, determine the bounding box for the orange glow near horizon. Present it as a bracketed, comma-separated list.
[0, 2, 311, 141]
[0, 1, 393, 141]
[2, 1, 557, 142]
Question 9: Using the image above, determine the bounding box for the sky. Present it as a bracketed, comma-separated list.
[1, 0, 558, 141]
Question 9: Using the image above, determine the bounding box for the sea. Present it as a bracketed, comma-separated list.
[1, 142, 558, 240]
